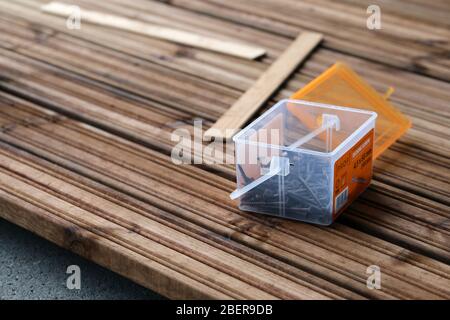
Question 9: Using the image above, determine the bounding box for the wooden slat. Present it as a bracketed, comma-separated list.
[41, 2, 266, 60]
[0, 95, 449, 299]
[204, 32, 322, 140]
[169, 0, 450, 81]
[0, 15, 446, 205]
[0, 14, 448, 204]
[0, 0, 449, 300]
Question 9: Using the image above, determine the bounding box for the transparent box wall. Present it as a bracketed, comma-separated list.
[231, 100, 377, 225]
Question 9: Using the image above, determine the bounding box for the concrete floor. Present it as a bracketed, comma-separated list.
[0, 218, 164, 300]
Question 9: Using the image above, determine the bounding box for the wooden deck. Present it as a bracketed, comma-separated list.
[0, 0, 449, 299]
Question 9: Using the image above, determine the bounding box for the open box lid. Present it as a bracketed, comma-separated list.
[291, 62, 411, 159]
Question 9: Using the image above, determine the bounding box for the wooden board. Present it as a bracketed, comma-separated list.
[41, 1, 266, 60]
[0, 0, 449, 299]
[204, 32, 322, 140]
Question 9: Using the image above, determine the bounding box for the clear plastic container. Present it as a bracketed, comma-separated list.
[231, 99, 377, 225]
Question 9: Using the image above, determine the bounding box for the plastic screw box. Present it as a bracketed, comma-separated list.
[231, 100, 377, 225]
[230, 63, 411, 225]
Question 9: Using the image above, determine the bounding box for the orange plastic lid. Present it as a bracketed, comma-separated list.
[290, 62, 411, 159]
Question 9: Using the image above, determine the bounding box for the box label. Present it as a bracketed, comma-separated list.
[333, 129, 374, 220]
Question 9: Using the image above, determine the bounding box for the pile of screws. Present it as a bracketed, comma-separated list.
[238, 153, 332, 225]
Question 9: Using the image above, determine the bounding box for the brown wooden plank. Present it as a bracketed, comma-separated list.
[204, 32, 322, 140]
[169, 0, 450, 80]
[0, 0, 449, 300]
[0, 95, 449, 299]
[41, 2, 266, 60]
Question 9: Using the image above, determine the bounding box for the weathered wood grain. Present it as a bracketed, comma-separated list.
[169, 0, 450, 80]
[41, 2, 266, 60]
[204, 32, 322, 140]
[0, 0, 449, 299]
[0, 95, 449, 299]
